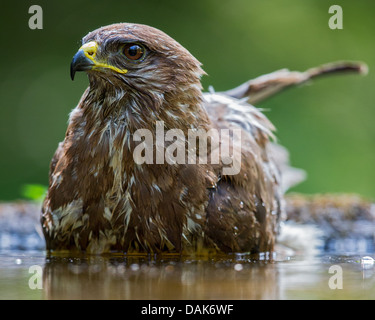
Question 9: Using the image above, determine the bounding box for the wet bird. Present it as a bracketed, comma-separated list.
[41, 23, 364, 254]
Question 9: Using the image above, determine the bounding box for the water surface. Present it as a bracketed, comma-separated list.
[1, 249, 374, 300]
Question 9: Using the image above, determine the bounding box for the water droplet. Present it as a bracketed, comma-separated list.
[130, 263, 140, 271]
[239, 201, 244, 209]
[15, 259, 22, 265]
[218, 206, 222, 212]
[234, 264, 243, 271]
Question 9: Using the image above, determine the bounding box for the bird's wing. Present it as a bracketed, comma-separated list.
[203, 91, 305, 191]
[221, 61, 367, 105]
[209, 61, 366, 194]
[202, 93, 284, 252]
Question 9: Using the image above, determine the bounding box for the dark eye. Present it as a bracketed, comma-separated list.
[123, 44, 145, 61]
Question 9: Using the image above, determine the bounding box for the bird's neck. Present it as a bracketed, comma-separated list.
[78, 79, 211, 134]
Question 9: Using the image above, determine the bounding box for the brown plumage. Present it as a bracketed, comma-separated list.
[40, 23, 329, 254]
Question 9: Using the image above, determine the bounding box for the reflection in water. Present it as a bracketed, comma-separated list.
[1, 251, 375, 299]
[42, 255, 280, 299]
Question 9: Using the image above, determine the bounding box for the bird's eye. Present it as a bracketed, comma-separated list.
[123, 44, 145, 61]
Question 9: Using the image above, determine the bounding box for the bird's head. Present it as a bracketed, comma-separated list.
[70, 23, 205, 102]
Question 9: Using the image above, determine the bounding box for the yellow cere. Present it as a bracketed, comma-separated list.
[79, 41, 128, 74]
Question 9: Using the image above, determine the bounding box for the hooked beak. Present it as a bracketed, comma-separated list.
[70, 50, 95, 80]
[70, 41, 128, 80]
[70, 41, 97, 80]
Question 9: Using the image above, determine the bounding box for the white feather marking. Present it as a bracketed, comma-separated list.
[52, 199, 83, 233]
[104, 207, 112, 221]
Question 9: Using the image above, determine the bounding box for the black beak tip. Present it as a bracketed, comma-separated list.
[70, 49, 94, 81]
[70, 62, 76, 81]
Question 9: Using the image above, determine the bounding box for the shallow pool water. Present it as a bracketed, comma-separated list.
[1, 249, 374, 300]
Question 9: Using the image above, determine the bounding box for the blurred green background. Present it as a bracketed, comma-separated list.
[0, 0, 374, 200]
